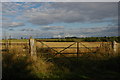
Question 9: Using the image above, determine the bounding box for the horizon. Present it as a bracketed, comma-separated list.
[1, 36, 119, 40]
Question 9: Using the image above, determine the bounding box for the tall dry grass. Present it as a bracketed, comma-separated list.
[2, 45, 56, 79]
[2, 42, 120, 80]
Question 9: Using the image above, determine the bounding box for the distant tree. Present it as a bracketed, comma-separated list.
[21, 37, 23, 39]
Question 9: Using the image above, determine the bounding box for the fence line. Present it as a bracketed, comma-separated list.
[1, 38, 119, 57]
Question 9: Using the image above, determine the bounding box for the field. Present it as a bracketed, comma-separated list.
[1, 39, 113, 53]
[36, 42, 113, 54]
[1, 39, 120, 80]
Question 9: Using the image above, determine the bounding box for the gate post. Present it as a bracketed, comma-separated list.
[77, 42, 79, 63]
[77, 42, 79, 57]
[29, 37, 37, 60]
[112, 41, 118, 55]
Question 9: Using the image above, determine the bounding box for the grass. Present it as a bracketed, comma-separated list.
[57, 56, 119, 80]
[2, 53, 36, 80]
[1, 38, 78, 43]
[36, 42, 111, 53]
[2, 41, 120, 80]
[1, 41, 112, 54]
[36, 38, 82, 42]
[1, 39, 28, 42]
[3, 53, 120, 80]
[36, 42, 105, 47]
[2, 48, 54, 80]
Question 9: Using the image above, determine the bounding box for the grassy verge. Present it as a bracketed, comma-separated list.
[2, 47, 54, 80]
[51, 56, 120, 80]
[2, 47, 120, 80]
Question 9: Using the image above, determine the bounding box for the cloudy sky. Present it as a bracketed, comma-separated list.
[2, 2, 118, 38]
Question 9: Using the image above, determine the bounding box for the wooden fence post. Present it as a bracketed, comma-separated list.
[77, 42, 79, 63]
[29, 38, 37, 60]
[112, 41, 118, 55]
[77, 42, 79, 57]
[113, 41, 117, 53]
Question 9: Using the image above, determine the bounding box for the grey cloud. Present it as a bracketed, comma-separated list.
[2, 17, 9, 21]
[100, 26, 118, 34]
[8, 26, 118, 38]
[20, 28, 34, 31]
[42, 26, 64, 30]
[9, 28, 14, 31]
[23, 2, 117, 25]
[82, 27, 118, 37]
[3, 22, 25, 28]
[37, 26, 118, 37]
[61, 26, 118, 37]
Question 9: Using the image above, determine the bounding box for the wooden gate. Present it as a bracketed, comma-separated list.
[28, 38, 119, 61]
